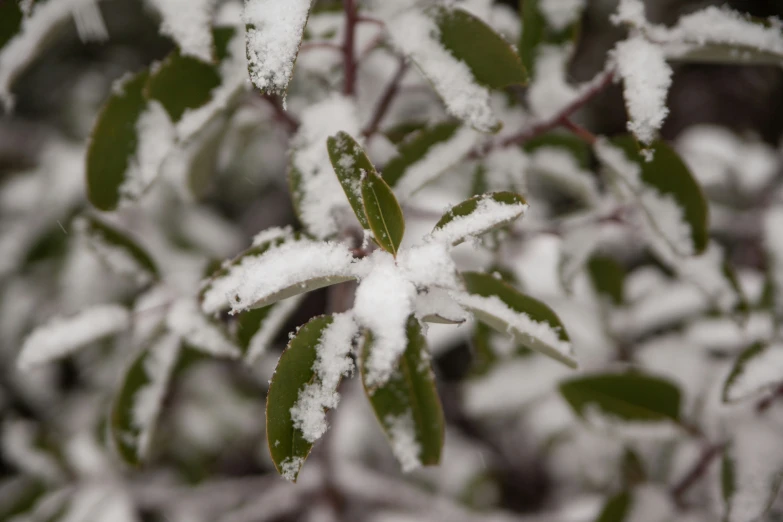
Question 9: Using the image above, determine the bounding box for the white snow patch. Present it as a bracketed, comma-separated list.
[290, 313, 357, 442]
[386, 8, 499, 132]
[244, 0, 312, 95]
[583, 403, 681, 440]
[245, 294, 304, 364]
[527, 45, 579, 121]
[280, 456, 305, 482]
[147, 0, 216, 61]
[429, 196, 528, 245]
[725, 343, 783, 402]
[18, 305, 130, 370]
[166, 299, 241, 358]
[397, 241, 460, 290]
[385, 411, 422, 472]
[539, 0, 585, 32]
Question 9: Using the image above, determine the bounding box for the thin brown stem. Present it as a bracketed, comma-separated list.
[260, 94, 299, 133]
[670, 442, 726, 508]
[560, 117, 597, 144]
[342, 0, 358, 96]
[363, 57, 408, 137]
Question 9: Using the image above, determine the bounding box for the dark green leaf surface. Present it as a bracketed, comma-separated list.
[79, 215, 159, 281]
[432, 6, 527, 88]
[461, 271, 576, 368]
[383, 122, 460, 188]
[432, 191, 527, 245]
[86, 70, 149, 211]
[0, 1, 23, 51]
[559, 372, 681, 423]
[362, 171, 405, 256]
[327, 131, 373, 230]
[145, 51, 221, 122]
[613, 138, 709, 255]
[587, 255, 625, 306]
[594, 491, 632, 522]
[361, 317, 444, 469]
[267, 315, 334, 482]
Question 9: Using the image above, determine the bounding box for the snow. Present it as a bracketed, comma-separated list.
[559, 223, 602, 287]
[397, 241, 460, 289]
[386, 9, 499, 133]
[674, 242, 738, 313]
[244, 0, 312, 95]
[725, 343, 783, 402]
[527, 45, 579, 121]
[582, 403, 681, 440]
[429, 195, 528, 245]
[528, 147, 600, 204]
[765, 206, 783, 315]
[147, 0, 216, 62]
[685, 313, 774, 353]
[166, 299, 241, 358]
[391, 126, 479, 201]
[613, 35, 672, 145]
[245, 294, 304, 364]
[414, 287, 469, 324]
[2, 420, 65, 482]
[132, 332, 181, 458]
[280, 456, 305, 482]
[290, 313, 357, 442]
[71, 0, 108, 42]
[0, 0, 107, 110]
[119, 101, 176, 201]
[614, 282, 707, 338]
[354, 252, 417, 387]
[451, 291, 576, 366]
[291, 94, 361, 238]
[538, 0, 585, 32]
[17, 305, 130, 371]
[385, 411, 422, 472]
[201, 238, 357, 314]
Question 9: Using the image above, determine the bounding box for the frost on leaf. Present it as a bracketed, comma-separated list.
[146, 0, 217, 62]
[385, 411, 422, 472]
[201, 236, 357, 315]
[430, 191, 528, 246]
[17, 305, 130, 371]
[613, 35, 672, 145]
[289, 95, 361, 238]
[289, 314, 357, 443]
[385, 8, 499, 133]
[243, 0, 313, 96]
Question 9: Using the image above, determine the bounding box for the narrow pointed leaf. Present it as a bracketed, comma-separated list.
[86, 70, 150, 211]
[327, 131, 372, 230]
[587, 255, 626, 306]
[361, 317, 444, 472]
[430, 192, 527, 245]
[456, 272, 577, 368]
[74, 215, 159, 285]
[362, 171, 405, 256]
[559, 372, 681, 423]
[145, 51, 221, 123]
[267, 314, 356, 482]
[722, 342, 783, 403]
[110, 333, 181, 465]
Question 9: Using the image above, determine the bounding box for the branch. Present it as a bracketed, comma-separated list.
[669, 442, 726, 508]
[343, 0, 358, 96]
[362, 57, 408, 137]
[259, 94, 300, 133]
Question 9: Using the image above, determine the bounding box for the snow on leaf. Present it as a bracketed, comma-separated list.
[527, 146, 600, 205]
[146, 0, 217, 62]
[539, 0, 586, 32]
[384, 123, 479, 201]
[764, 206, 783, 317]
[526, 45, 579, 121]
[397, 241, 460, 290]
[289, 94, 361, 238]
[355, 251, 417, 388]
[0, 0, 107, 111]
[723, 342, 783, 403]
[454, 272, 577, 368]
[385, 8, 500, 133]
[613, 35, 672, 145]
[111, 332, 181, 465]
[243, 0, 313, 96]
[166, 299, 241, 359]
[326, 131, 373, 231]
[17, 305, 130, 371]
[520, 0, 584, 76]
[360, 316, 444, 472]
[429, 191, 528, 246]
[203, 237, 357, 315]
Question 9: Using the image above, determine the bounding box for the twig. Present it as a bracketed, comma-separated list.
[343, 0, 358, 96]
[757, 382, 783, 413]
[362, 57, 408, 137]
[260, 94, 299, 133]
[669, 442, 726, 508]
[560, 117, 597, 144]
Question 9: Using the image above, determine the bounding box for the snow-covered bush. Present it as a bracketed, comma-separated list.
[2, 0, 783, 520]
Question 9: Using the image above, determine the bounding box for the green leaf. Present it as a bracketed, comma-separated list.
[432, 6, 527, 88]
[459, 271, 577, 368]
[613, 138, 709, 255]
[362, 170, 405, 256]
[587, 255, 625, 306]
[110, 333, 181, 465]
[75, 215, 159, 284]
[0, 477, 46, 521]
[383, 122, 461, 189]
[722, 342, 783, 403]
[594, 491, 632, 522]
[384, 121, 428, 145]
[431, 191, 527, 245]
[559, 372, 681, 423]
[524, 132, 592, 169]
[361, 317, 445, 471]
[0, 1, 23, 51]
[86, 70, 150, 211]
[519, 0, 583, 77]
[327, 131, 373, 230]
[145, 51, 221, 123]
[266, 315, 344, 482]
[234, 294, 304, 363]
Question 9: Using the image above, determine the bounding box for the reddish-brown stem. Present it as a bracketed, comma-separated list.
[757, 382, 783, 412]
[362, 57, 408, 137]
[560, 117, 597, 144]
[343, 0, 358, 96]
[670, 442, 726, 508]
[260, 94, 299, 133]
